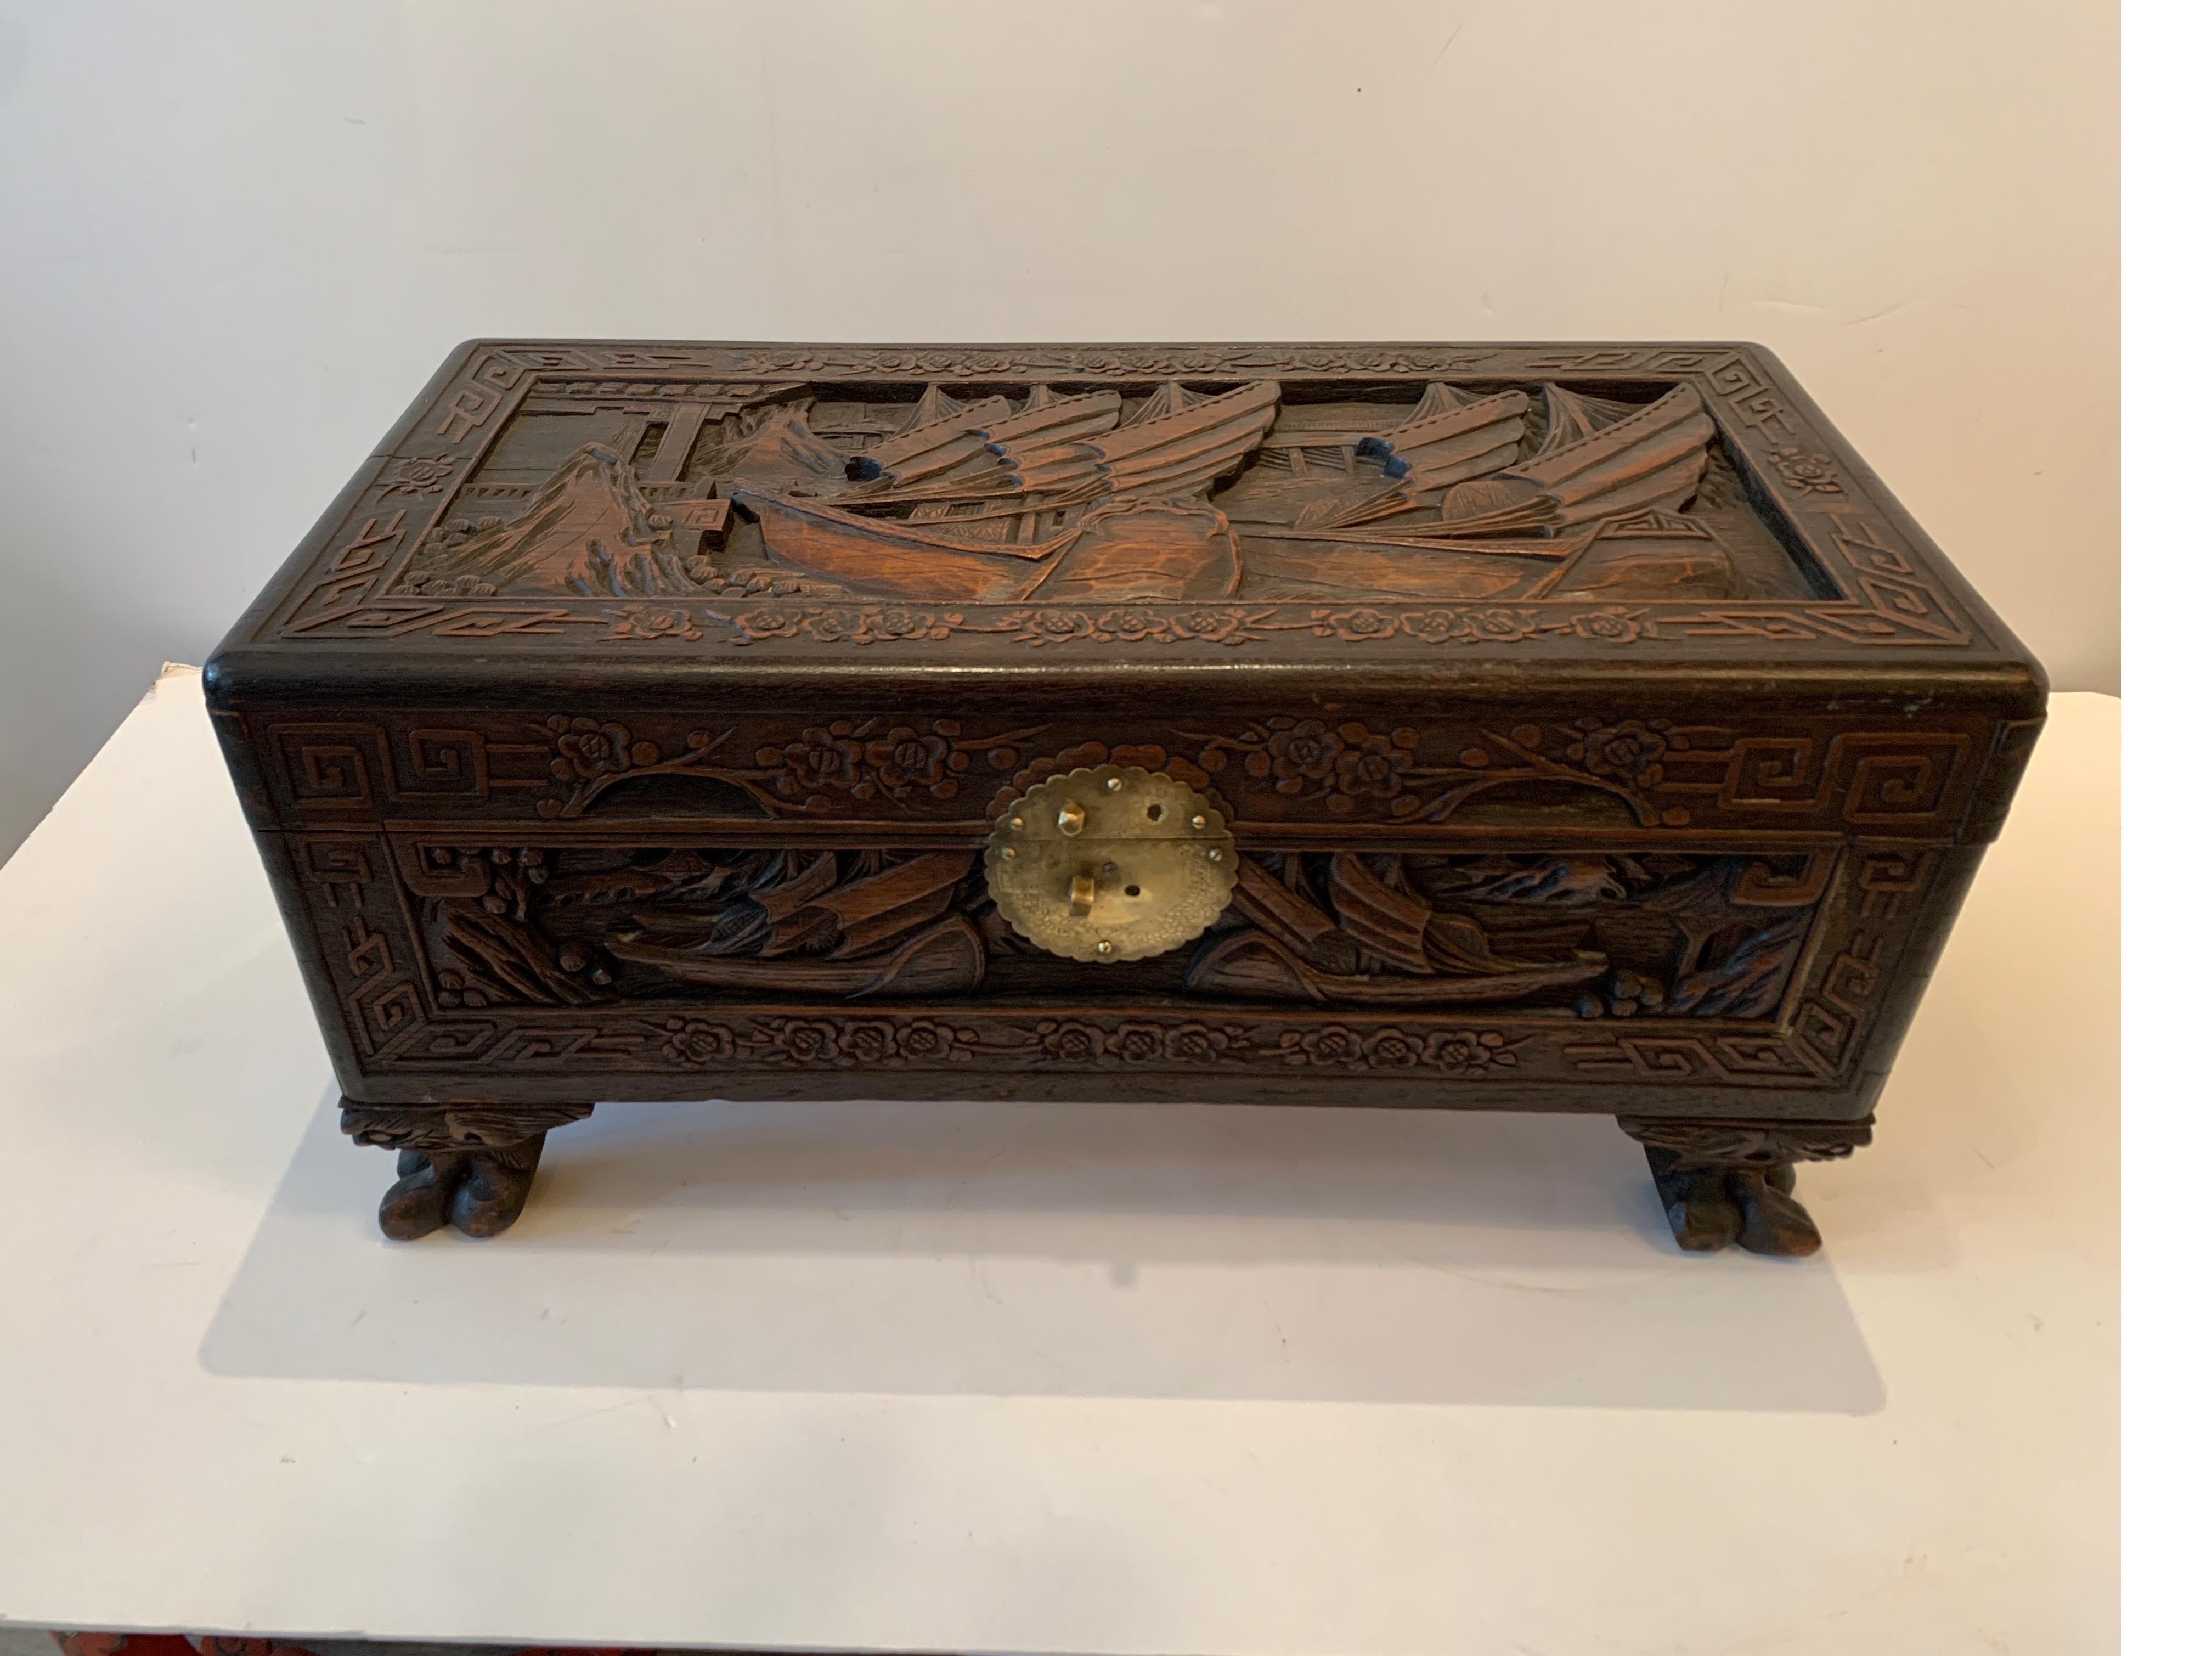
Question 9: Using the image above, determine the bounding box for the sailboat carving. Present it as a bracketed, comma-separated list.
[731, 381, 1283, 602]
[604, 849, 988, 998]
[1224, 383, 1726, 601]
[1186, 852, 1610, 1006]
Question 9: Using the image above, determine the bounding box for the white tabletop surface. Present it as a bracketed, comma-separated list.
[0, 672, 2117, 1655]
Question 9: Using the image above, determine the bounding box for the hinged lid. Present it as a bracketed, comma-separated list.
[207, 340, 2042, 717]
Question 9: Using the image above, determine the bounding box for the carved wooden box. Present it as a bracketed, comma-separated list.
[206, 340, 2043, 1254]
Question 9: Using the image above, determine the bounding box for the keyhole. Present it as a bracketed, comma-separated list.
[1146, 803, 1164, 821]
[1124, 883, 1141, 898]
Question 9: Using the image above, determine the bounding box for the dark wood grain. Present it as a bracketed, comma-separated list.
[208, 341, 2045, 1253]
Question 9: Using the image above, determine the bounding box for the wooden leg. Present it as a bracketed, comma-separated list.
[338, 1100, 595, 1241]
[1616, 1117, 1875, 1258]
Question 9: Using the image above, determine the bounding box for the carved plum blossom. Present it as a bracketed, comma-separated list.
[1260, 718, 1342, 790]
[1284, 1025, 1364, 1066]
[1398, 609, 1463, 643]
[866, 607, 949, 642]
[1465, 607, 1543, 642]
[862, 723, 962, 801]
[379, 453, 456, 497]
[1424, 1030, 1519, 1070]
[1362, 1027, 1424, 1068]
[1108, 1023, 1168, 1063]
[1012, 609, 1097, 647]
[1565, 718, 1675, 790]
[804, 607, 865, 643]
[659, 1018, 737, 1066]
[1570, 606, 1644, 643]
[718, 605, 808, 643]
[894, 1021, 967, 1061]
[769, 724, 866, 798]
[1329, 724, 1418, 809]
[1313, 607, 1398, 641]
[1167, 1023, 1231, 1061]
[837, 1021, 899, 1064]
[1089, 608, 1176, 643]
[774, 1019, 842, 1063]
[607, 604, 703, 641]
[1036, 1021, 1106, 1062]
[1176, 607, 1262, 644]
[1767, 446, 1846, 495]
[545, 716, 643, 784]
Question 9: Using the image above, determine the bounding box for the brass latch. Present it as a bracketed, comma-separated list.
[985, 765, 1238, 962]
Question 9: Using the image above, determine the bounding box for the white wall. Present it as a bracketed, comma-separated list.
[0, 0, 2117, 859]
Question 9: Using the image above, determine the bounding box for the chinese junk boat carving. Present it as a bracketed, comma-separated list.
[732, 380, 1280, 602]
[208, 340, 2045, 1260]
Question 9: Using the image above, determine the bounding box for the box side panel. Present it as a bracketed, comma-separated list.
[239, 826, 374, 1096]
[1960, 712, 2047, 844]
[1823, 841, 1991, 1117]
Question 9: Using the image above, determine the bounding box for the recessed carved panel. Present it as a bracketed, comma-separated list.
[382, 837, 1831, 1024]
[385, 376, 1803, 613]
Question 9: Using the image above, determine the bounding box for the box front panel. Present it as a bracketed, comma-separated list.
[243, 701, 2027, 1114]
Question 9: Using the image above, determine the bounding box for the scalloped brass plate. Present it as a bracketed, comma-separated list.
[985, 765, 1237, 962]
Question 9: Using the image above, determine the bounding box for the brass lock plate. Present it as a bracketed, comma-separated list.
[985, 766, 1238, 962]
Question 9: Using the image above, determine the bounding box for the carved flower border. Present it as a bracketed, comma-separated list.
[703, 602, 1652, 650]
[526, 711, 1699, 827]
[656, 1015, 1534, 1073]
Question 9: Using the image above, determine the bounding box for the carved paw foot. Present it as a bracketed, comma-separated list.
[339, 1100, 596, 1242]
[378, 1140, 545, 1241]
[1618, 1117, 1873, 1259]
[1644, 1147, 1821, 1256]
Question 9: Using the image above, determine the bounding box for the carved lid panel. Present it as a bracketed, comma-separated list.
[211, 341, 2041, 701]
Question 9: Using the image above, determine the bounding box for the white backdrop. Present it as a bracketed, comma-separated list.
[0, 0, 2117, 859]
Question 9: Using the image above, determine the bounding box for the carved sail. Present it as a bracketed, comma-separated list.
[1350, 387, 1530, 489]
[846, 385, 1126, 489]
[1425, 382, 1717, 534]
